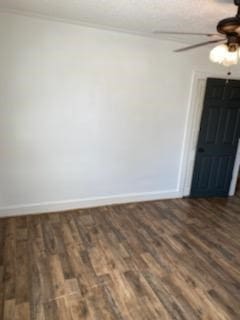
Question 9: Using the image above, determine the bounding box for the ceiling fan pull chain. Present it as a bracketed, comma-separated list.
[226, 67, 232, 84]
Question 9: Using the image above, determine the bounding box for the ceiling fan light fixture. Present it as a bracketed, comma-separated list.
[209, 44, 228, 63]
[222, 49, 239, 66]
[209, 43, 239, 66]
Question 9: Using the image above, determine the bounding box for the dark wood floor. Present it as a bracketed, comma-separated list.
[1, 195, 240, 320]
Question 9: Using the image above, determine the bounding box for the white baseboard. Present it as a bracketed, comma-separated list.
[0, 189, 181, 218]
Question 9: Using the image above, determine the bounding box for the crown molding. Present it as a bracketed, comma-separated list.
[0, 8, 191, 44]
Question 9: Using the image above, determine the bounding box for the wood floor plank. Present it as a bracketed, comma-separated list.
[15, 240, 29, 304]
[44, 297, 72, 320]
[3, 299, 15, 320]
[3, 219, 16, 301]
[15, 302, 30, 320]
[67, 294, 92, 320]
[49, 254, 66, 299]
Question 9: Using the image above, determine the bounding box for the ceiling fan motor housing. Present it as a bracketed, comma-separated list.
[217, 0, 240, 37]
[217, 17, 240, 37]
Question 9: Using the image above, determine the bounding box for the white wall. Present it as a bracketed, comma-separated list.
[0, 12, 230, 216]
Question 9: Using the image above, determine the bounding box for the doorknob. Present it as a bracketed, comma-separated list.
[198, 147, 205, 153]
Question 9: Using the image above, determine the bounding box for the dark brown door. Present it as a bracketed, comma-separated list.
[191, 78, 240, 197]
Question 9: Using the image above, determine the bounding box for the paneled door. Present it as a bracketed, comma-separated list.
[191, 78, 240, 197]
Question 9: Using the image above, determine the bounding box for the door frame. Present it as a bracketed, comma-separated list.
[179, 70, 240, 197]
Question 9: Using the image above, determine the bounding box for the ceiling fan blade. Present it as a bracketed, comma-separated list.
[174, 39, 226, 52]
[153, 31, 223, 37]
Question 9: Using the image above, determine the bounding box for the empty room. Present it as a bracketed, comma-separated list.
[1, 0, 240, 319]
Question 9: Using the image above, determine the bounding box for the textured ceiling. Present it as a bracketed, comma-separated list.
[0, 0, 237, 42]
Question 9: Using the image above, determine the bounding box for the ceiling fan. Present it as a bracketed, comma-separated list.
[154, 0, 240, 67]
